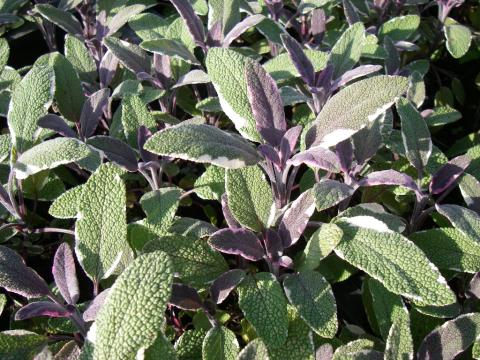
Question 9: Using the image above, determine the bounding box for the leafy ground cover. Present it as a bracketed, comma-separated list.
[0, 0, 479, 359]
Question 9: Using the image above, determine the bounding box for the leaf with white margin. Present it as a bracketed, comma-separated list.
[336, 203, 406, 233]
[75, 163, 129, 282]
[436, 204, 480, 242]
[334, 223, 456, 306]
[411, 228, 480, 273]
[202, 326, 239, 360]
[7, 64, 55, 153]
[14, 138, 92, 179]
[312, 179, 355, 212]
[0, 330, 47, 360]
[81, 251, 173, 360]
[329, 22, 365, 79]
[305, 75, 408, 148]
[226, 165, 275, 232]
[417, 313, 480, 360]
[205, 48, 261, 141]
[444, 24, 471, 59]
[384, 314, 413, 360]
[145, 124, 260, 169]
[283, 271, 338, 338]
[49, 184, 83, 219]
[458, 172, 480, 213]
[238, 272, 288, 348]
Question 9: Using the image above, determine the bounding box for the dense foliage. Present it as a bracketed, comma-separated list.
[0, 0, 479, 358]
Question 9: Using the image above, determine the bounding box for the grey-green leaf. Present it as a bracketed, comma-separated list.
[378, 15, 420, 42]
[436, 204, 480, 241]
[36, 4, 83, 35]
[444, 24, 471, 59]
[283, 271, 338, 338]
[0, 330, 47, 360]
[65, 34, 97, 84]
[121, 95, 157, 148]
[226, 165, 275, 232]
[385, 314, 413, 360]
[145, 124, 260, 168]
[202, 326, 239, 360]
[329, 22, 365, 79]
[194, 165, 225, 201]
[141, 38, 199, 65]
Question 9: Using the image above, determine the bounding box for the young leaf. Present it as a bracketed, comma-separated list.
[145, 124, 260, 168]
[103, 37, 151, 75]
[8, 64, 55, 153]
[87, 136, 138, 172]
[170, 0, 205, 47]
[0, 245, 50, 299]
[226, 165, 275, 232]
[359, 170, 420, 195]
[15, 301, 71, 320]
[458, 172, 480, 213]
[52, 243, 79, 305]
[14, 137, 92, 180]
[238, 272, 288, 348]
[378, 15, 420, 42]
[384, 315, 413, 360]
[210, 269, 246, 304]
[429, 155, 470, 194]
[264, 50, 328, 82]
[223, 14, 265, 47]
[84, 251, 173, 359]
[175, 329, 207, 360]
[141, 38, 199, 65]
[79, 88, 110, 139]
[329, 22, 365, 79]
[209, 227, 264, 261]
[202, 326, 239, 360]
[283, 271, 338, 338]
[397, 97, 432, 173]
[444, 24, 471, 59]
[305, 76, 408, 148]
[170, 283, 203, 311]
[245, 60, 286, 147]
[417, 313, 480, 360]
[64, 34, 97, 84]
[237, 339, 269, 360]
[288, 146, 341, 172]
[105, 4, 146, 37]
[36, 4, 83, 35]
[436, 204, 480, 241]
[121, 95, 157, 148]
[334, 224, 456, 306]
[37, 114, 77, 138]
[83, 289, 110, 322]
[280, 33, 315, 87]
[312, 180, 355, 212]
[194, 165, 225, 201]
[208, 0, 240, 36]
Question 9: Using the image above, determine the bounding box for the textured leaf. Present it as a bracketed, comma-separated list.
[194, 165, 225, 201]
[283, 271, 338, 338]
[329, 22, 365, 79]
[144, 333, 176, 360]
[0, 330, 47, 360]
[202, 326, 239, 360]
[87, 136, 138, 172]
[53, 243, 79, 305]
[312, 180, 355, 212]
[263, 50, 328, 82]
[206, 48, 260, 141]
[175, 329, 206, 360]
[436, 204, 480, 241]
[337, 203, 406, 233]
[210, 269, 246, 304]
[411, 227, 480, 273]
[79, 88, 110, 140]
[15, 138, 92, 180]
[141, 38, 199, 65]
[223, 14, 265, 47]
[170, 0, 205, 46]
[209, 228, 264, 261]
[245, 60, 286, 147]
[280, 34, 315, 86]
[384, 314, 413, 360]
[208, 0, 240, 36]
[379, 15, 420, 41]
[144, 235, 228, 287]
[129, 13, 168, 41]
[444, 24, 471, 59]
[397, 97, 432, 172]
[8, 64, 55, 153]
[36, 4, 83, 35]
[458, 172, 480, 213]
[237, 339, 269, 360]
[226, 165, 275, 232]
[120, 95, 156, 148]
[106, 4, 146, 37]
[64, 34, 97, 83]
[417, 313, 480, 360]
[334, 224, 456, 306]
[0, 245, 50, 298]
[145, 124, 259, 168]
[306, 76, 408, 148]
[49, 184, 83, 219]
[84, 251, 173, 359]
[332, 339, 379, 360]
[75, 163, 129, 282]
[238, 272, 288, 348]
[103, 37, 151, 75]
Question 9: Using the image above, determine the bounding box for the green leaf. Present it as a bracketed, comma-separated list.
[332, 339, 378, 360]
[397, 97, 432, 172]
[194, 165, 225, 201]
[263, 50, 328, 82]
[0, 38, 9, 73]
[105, 4, 146, 37]
[385, 314, 413, 360]
[411, 228, 480, 273]
[205, 48, 261, 141]
[144, 333, 176, 360]
[207, 0, 240, 35]
[238, 273, 288, 348]
[7, 64, 55, 153]
[14, 138, 92, 180]
[329, 22, 365, 79]
[202, 326, 239, 360]
[237, 339, 269, 360]
[283, 271, 338, 338]
[0, 330, 47, 360]
[305, 75, 408, 148]
[425, 106, 461, 127]
[36, 4, 83, 35]
[226, 165, 275, 232]
[378, 15, 420, 41]
[76, 163, 129, 282]
[64, 34, 97, 84]
[334, 224, 456, 306]
[128, 13, 168, 41]
[84, 251, 173, 359]
[103, 37, 151, 75]
[312, 180, 355, 211]
[436, 204, 480, 241]
[141, 38, 199, 65]
[175, 329, 206, 360]
[121, 95, 157, 148]
[444, 24, 472, 59]
[49, 184, 83, 219]
[145, 124, 260, 168]
[458, 172, 480, 212]
[143, 235, 228, 287]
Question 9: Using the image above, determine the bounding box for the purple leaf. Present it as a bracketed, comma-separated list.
[288, 146, 341, 173]
[280, 34, 315, 87]
[278, 255, 293, 269]
[258, 144, 281, 168]
[79, 88, 110, 139]
[87, 135, 138, 172]
[207, 20, 223, 48]
[170, 0, 205, 48]
[137, 126, 157, 163]
[279, 125, 302, 163]
[331, 65, 382, 91]
[335, 139, 353, 173]
[38, 114, 78, 138]
[15, 301, 71, 321]
[0, 184, 16, 218]
[246, 61, 286, 147]
[221, 194, 241, 229]
[467, 272, 480, 299]
[316, 343, 334, 360]
[359, 170, 420, 195]
[279, 190, 316, 248]
[343, 0, 360, 25]
[223, 14, 265, 47]
[52, 243, 79, 305]
[310, 8, 326, 44]
[429, 155, 471, 195]
[210, 269, 246, 304]
[209, 228, 265, 261]
[0, 245, 50, 299]
[99, 50, 119, 89]
[314, 64, 334, 92]
[263, 229, 283, 262]
[83, 289, 110, 322]
[170, 283, 203, 310]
